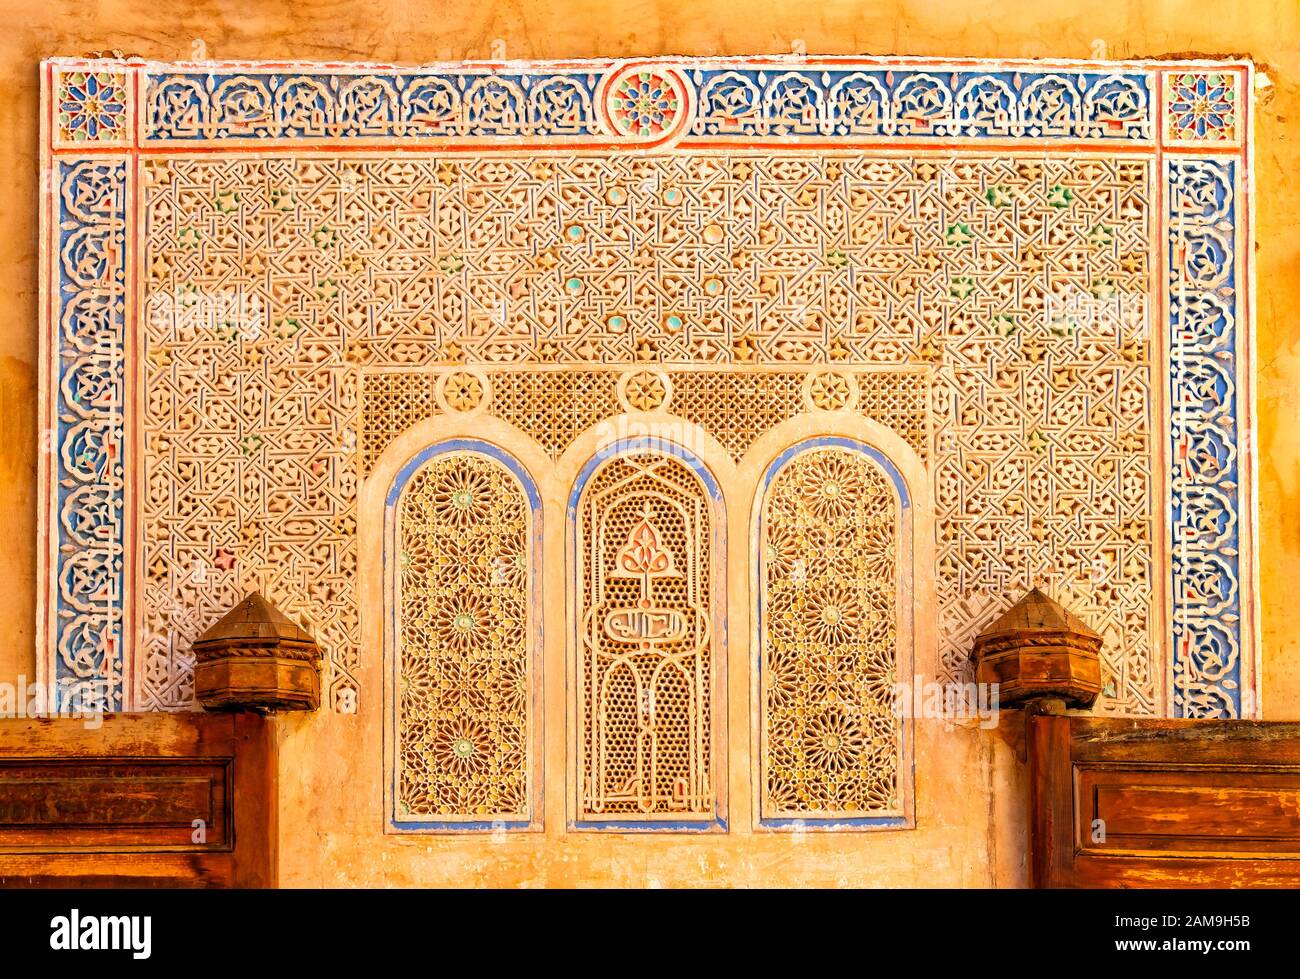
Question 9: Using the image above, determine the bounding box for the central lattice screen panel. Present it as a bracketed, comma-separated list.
[573, 443, 724, 827]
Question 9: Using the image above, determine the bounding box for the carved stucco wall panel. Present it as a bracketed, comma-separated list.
[137, 150, 1162, 717]
[38, 57, 1257, 739]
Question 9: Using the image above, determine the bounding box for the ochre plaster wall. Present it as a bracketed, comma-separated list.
[3, 0, 1297, 886]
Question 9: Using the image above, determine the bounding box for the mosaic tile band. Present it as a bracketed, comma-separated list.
[1168, 158, 1248, 717]
[139, 63, 1155, 144]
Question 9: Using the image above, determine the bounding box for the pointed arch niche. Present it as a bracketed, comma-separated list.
[567, 437, 728, 831]
[382, 439, 543, 832]
[751, 436, 917, 831]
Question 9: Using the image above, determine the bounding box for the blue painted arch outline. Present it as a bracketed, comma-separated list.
[567, 435, 729, 832]
[384, 437, 544, 832]
[753, 436, 915, 830]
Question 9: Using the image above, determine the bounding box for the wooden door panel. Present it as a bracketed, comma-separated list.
[1032, 715, 1300, 887]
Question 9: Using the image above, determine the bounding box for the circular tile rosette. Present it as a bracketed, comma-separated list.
[598, 63, 693, 146]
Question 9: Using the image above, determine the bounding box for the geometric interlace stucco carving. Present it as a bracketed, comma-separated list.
[138, 154, 1153, 717]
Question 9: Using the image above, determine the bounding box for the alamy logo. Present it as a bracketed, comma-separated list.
[49, 909, 151, 959]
